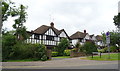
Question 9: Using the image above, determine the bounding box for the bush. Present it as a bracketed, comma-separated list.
[64, 49, 71, 56]
[52, 51, 58, 57]
[56, 38, 70, 56]
[2, 34, 17, 61]
[41, 55, 48, 61]
[110, 46, 117, 52]
[4, 42, 48, 61]
[103, 47, 108, 53]
[82, 42, 97, 54]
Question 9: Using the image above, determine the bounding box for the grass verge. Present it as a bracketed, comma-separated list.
[86, 53, 120, 61]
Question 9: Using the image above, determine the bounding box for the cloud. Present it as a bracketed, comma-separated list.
[3, 0, 119, 36]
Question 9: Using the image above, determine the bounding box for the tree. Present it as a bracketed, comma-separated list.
[113, 13, 120, 29]
[2, 30, 17, 61]
[12, 4, 28, 40]
[75, 42, 81, 52]
[101, 32, 106, 47]
[101, 31, 120, 47]
[57, 38, 70, 56]
[1, 0, 18, 32]
[110, 31, 120, 46]
[82, 41, 97, 55]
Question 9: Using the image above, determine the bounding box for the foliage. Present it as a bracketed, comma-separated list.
[52, 51, 58, 57]
[1, 0, 19, 32]
[2, 0, 18, 22]
[2, 32, 17, 61]
[110, 31, 120, 46]
[113, 13, 120, 29]
[101, 32, 106, 46]
[12, 4, 28, 40]
[97, 48, 106, 53]
[64, 49, 71, 56]
[2, 31, 48, 61]
[101, 31, 120, 47]
[81, 42, 97, 55]
[75, 42, 81, 48]
[56, 38, 70, 56]
[110, 46, 117, 52]
[41, 55, 47, 61]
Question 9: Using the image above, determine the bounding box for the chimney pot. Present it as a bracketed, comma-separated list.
[50, 22, 54, 27]
[84, 30, 86, 33]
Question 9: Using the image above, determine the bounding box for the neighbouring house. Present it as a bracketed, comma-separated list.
[90, 34, 97, 44]
[26, 22, 70, 48]
[70, 30, 91, 46]
[96, 35, 104, 46]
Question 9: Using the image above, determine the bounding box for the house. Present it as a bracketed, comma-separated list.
[70, 30, 91, 46]
[96, 35, 104, 46]
[90, 34, 97, 44]
[26, 22, 70, 48]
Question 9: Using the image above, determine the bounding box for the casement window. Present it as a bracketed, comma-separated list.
[34, 34, 39, 39]
[46, 35, 54, 41]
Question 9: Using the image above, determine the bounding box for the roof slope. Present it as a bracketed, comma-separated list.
[96, 35, 102, 41]
[70, 31, 87, 39]
[33, 22, 68, 37]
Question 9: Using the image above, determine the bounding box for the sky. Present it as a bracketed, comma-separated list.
[3, 0, 119, 36]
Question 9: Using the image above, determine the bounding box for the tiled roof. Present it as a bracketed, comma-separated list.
[33, 22, 68, 37]
[70, 31, 88, 39]
[96, 35, 102, 41]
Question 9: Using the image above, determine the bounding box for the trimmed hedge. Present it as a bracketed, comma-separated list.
[52, 51, 58, 57]
[64, 49, 71, 56]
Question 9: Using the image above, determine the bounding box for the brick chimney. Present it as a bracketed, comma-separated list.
[84, 30, 86, 33]
[50, 22, 54, 27]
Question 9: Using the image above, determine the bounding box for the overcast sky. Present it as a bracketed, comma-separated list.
[3, 0, 119, 36]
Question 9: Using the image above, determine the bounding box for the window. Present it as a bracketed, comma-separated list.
[46, 35, 54, 41]
[34, 34, 39, 39]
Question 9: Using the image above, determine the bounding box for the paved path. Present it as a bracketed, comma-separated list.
[2, 57, 118, 69]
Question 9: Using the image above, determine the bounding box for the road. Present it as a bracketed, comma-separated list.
[2, 57, 119, 69]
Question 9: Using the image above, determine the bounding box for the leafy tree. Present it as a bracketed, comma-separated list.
[57, 38, 70, 56]
[1, 0, 18, 32]
[113, 13, 120, 29]
[12, 4, 28, 40]
[101, 31, 120, 47]
[81, 41, 97, 55]
[2, 31, 17, 61]
[110, 31, 120, 46]
[101, 32, 106, 47]
[75, 42, 81, 52]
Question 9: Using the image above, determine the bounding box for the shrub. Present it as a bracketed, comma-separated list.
[110, 46, 117, 52]
[56, 38, 70, 56]
[7, 43, 48, 61]
[41, 55, 48, 61]
[64, 49, 71, 56]
[103, 47, 108, 53]
[52, 51, 58, 57]
[82, 42, 97, 55]
[2, 34, 17, 61]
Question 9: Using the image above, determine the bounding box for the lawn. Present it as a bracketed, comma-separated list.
[87, 53, 120, 61]
[52, 56, 70, 58]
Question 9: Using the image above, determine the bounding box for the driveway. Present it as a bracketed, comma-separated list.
[2, 57, 118, 69]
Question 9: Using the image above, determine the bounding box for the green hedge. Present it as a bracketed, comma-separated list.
[110, 46, 117, 52]
[64, 49, 71, 56]
[52, 51, 58, 57]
